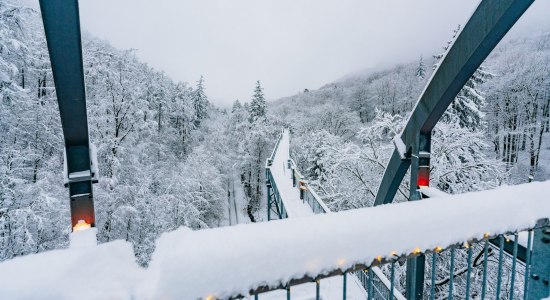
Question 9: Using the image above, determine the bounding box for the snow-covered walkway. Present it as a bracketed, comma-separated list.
[269, 129, 314, 218]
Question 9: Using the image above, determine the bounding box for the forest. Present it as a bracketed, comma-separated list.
[1, 0, 549, 268]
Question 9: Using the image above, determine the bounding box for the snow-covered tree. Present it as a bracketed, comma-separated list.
[249, 80, 266, 122]
[416, 55, 426, 79]
[192, 75, 209, 127]
[231, 99, 242, 113]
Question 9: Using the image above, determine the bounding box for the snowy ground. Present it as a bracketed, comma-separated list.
[510, 137, 550, 183]
[225, 172, 252, 226]
[0, 180, 549, 299]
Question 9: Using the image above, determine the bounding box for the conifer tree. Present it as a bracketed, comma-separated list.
[416, 55, 426, 79]
[249, 80, 266, 122]
[192, 75, 209, 127]
[231, 99, 242, 113]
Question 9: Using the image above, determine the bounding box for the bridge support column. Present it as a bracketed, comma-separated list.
[40, 0, 98, 231]
[527, 223, 550, 300]
[406, 132, 431, 300]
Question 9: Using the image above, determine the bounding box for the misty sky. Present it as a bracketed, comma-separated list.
[48, 1, 550, 106]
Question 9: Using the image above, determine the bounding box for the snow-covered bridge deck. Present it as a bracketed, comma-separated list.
[268, 129, 314, 218]
[0, 181, 549, 299]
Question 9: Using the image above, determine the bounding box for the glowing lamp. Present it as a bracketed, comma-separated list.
[417, 165, 430, 187]
[337, 258, 346, 267]
[73, 219, 91, 232]
[418, 151, 430, 187]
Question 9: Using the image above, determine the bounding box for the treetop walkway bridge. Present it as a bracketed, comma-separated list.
[0, 0, 548, 299]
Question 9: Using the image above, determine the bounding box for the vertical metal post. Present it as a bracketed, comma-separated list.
[406, 132, 430, 300]
[465, 245, 473, 299]
[448, 248, 456, 300]
[527, 225, 550, 300]
[524, 230, 533, 300]
[510, 234, 519, 300]
[481, 240, 490, 300]
[496, 235, 505, 299]
[430, 252, 438, 300]
[390, 262, 396, 300]
[343, 272, 347, 300]
[316, 280, 320, 300]
[287, 285, 291, 300]
[367, 269, 374, 300]
[266, 172, 272, 221]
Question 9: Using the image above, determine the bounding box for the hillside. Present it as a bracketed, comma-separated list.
[1, 0, 549, 268]
[269, 28, 550, 210]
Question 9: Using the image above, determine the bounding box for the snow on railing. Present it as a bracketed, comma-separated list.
[289, 158, 331, 214]
[288, 157, 404, 300]
[1, 182, 549, 299]
[266, 129, 285, 168]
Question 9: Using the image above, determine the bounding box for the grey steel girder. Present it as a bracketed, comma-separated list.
[39, 0, 96, 228]
[374, 0, 535, 206]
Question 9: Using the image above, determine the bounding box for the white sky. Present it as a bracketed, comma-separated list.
[31, 0, 550, 106]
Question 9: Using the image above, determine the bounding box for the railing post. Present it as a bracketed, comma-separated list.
[267, 183, 271, 221]
[343, 272, 347, 300]
[527, 223, 550, 300]
[266, 165, 273, 222]
[406, 132, 430, 300]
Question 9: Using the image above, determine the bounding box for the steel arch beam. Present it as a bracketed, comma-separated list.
[39, 0, 96, 229]
[374, 0, 535, 206]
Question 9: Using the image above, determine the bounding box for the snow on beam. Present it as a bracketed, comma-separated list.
[374, 0, 535, 206]
[1, 181, 549, 299]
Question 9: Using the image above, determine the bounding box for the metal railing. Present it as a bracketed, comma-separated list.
[266, 168, 288, 220]
[245, 218, 548, 300]
[289, 158, 330, 214]
[262, 132, 550, 300]
[266, 129, 284, 168]
[286, 157, 406, 300]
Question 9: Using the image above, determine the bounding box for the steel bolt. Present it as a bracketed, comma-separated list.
[532, 274, 540, 280]
[542, 237, 550, 244]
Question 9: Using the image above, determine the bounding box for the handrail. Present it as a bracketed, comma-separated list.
[287, 157, 404, 299]
[264, 130, 550, 300]
[246, 218, 549, 299]
[266, 129, 284, 168]
[289, 158, 331, 214]
[174, 179, 550, 299]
